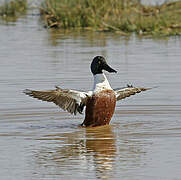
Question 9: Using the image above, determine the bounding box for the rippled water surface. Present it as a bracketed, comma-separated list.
[0, 7, 181, 180]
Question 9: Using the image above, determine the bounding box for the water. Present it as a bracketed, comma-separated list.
[0, 6, 181, 180]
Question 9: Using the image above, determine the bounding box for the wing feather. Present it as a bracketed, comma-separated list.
[23, 88, 88, 115]
[114, 85, 151, 101]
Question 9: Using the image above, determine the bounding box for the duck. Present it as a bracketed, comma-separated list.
[24, 56, 151, 127]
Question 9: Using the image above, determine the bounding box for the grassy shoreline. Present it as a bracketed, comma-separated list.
[0, 0, 27, 22]
[40, 0, 181, 36]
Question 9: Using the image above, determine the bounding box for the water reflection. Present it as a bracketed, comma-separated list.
[35, 125, 116, 179]
[34, 124, 149, 179]
[45, 28, 174, 49]
[85, 126, 116, 179]
[47, 29, 109, 47]
[46, 29, 131, 47]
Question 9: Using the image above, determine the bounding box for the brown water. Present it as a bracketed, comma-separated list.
[1, 7, 181, 180]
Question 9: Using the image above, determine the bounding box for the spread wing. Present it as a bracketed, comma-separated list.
[114, 85, 151, 101]
[23, 87, 89, 115]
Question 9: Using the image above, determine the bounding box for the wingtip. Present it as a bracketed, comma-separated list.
[146, 86, 159, 90]
[152, 86, 159, 89]
[55, 85, 62, 90]
[23, 89, 32, 95]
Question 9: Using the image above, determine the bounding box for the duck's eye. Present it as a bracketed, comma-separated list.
[98, 61, 101, 64]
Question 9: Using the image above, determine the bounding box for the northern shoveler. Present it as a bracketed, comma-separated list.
[24, 56, 151, 127]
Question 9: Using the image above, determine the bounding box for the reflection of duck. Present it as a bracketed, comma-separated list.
[35, 125, 148, 179]
[36, 125, 116, 179]
[85, 125, 116, 179]
[24, 56, 150, 127]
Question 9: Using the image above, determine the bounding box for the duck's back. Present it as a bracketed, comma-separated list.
[82, 89, 116, 127]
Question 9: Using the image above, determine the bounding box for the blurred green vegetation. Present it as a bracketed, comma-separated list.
[40, 0, 181, 36]
[0, 0, 27, 22]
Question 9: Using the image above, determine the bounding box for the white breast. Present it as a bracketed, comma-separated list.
[93, 73, 112, 93]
